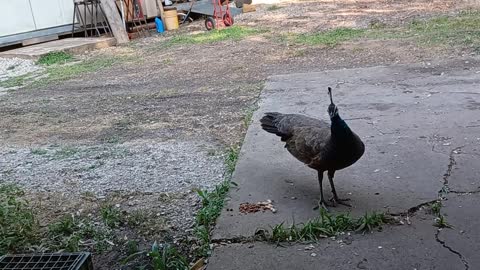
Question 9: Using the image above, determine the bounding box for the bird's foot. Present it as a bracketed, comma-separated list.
[313, 199, 333, 211]
[329, 197, 352, 207]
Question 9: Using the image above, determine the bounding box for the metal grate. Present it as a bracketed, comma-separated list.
[0, 253, 92, 270]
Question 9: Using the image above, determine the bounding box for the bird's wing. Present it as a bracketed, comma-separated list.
[285, 125, 331, 166]
[274, 114, 327, 135]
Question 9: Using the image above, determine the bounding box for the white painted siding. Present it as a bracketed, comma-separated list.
[0, 0, 37, 36]
[0, 0, 74, 37]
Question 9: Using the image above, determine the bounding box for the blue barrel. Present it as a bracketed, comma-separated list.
[155, 17, 165, 33]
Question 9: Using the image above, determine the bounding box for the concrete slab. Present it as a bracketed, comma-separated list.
[439, 193, 480, 269]
[0, 37, 116, 59]
[208, 215, 461, 270]
[213, 65, 480, 240]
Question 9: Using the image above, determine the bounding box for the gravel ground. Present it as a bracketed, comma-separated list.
[1, 140, 224, 196]
[0, 57, 41, 81]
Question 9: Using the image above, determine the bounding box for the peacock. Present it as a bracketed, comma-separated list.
[260, 87, 365, 209]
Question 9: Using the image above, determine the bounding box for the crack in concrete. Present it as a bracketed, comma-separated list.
[439, 146, 464, 199]
[449, 189, 480, 194]
[435, 229, 470, 270]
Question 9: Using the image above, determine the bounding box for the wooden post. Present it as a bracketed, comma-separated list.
[155, 0, 166, 29]
[101, 0, 130, 44]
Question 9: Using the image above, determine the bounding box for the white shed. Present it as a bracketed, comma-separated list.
[0, 0, 76, 47]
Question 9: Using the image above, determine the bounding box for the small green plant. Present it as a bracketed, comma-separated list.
[101, 204, 122, 228]
[434, 214, 452, 229]
[31, 148, 48, 155]
[0, 184, 39, 254]
[262, 209, 389, 243]
[48, 215, 113, 252]
[430, 201, 442, 215]
[126, 240, 139, 255]
[195, 181, 230, 228]
[149, 242, 189, 270]
[37, 51, 73, 66]
[225, 146, 240, 175]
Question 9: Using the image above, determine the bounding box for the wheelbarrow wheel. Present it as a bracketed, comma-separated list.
[223, 13, 234, 27]
[205, 17, 216, 31]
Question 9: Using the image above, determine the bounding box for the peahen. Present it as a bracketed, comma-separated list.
[260, 87, 365, 209]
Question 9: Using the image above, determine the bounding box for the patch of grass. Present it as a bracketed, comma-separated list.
[434, 214, 452, 229]
[195, 181, 230, 228]
[165, 26, 264, 46]
[48, 215, 114, 252]
[101, 204, 122, 228]
[225, 146, 240, 175]
[149, 242, 189, 270]
[258, 209, 390, 243]
[283, 11, 480, 52]
[31, 148, 48, 155]
[126, 210, 150, 228]
[53, 146, 79, 159]
[194, 181, 231, 257]
[0, 74, 30, 88]
[243, 104, 258, 128]
[37, 51, 73, 66]
[292, 28, 366, 47]
[39, 57, 117, 86]
[406, 11, 480, 47]
[267, 4, 282, 11]
[0, 184, 39, 254]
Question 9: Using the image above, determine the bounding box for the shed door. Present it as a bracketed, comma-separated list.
[0, 0, 37, 36]
[29, 0, 74, 30]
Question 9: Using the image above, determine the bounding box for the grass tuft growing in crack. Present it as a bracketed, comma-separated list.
[257, 209, 391, 243]
[225, 146, 240, 175]
[192, 145, 241, 257]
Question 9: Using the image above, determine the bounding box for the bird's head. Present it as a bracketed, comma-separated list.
[327, 87, 339, 119]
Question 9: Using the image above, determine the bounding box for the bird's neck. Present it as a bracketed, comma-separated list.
[330, 115, 352, 138]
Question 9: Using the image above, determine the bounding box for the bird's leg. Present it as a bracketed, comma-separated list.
[314, 170, 332, 210]
[327, 170, 352, 207]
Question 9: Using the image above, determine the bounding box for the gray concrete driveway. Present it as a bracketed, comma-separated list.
[208, 63, 480, 270]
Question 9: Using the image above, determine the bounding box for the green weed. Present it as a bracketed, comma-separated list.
[434, 214, 452, 229]
[165, 26, 264, 47]
[149, 242, 189, 270]
[48, 215, 114, 252]
[261, 209, 389, 243]
[0, 184, 39, 254]
[37, 51, 73, 66]
[101, 204, 122, 228]
[225, 146, 240, 175]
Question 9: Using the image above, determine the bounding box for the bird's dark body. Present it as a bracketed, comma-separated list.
[260, 112, 364, 172]
[260, 89, 365, 208]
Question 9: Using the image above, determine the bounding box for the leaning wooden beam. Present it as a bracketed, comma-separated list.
[101, 0, 130, 43]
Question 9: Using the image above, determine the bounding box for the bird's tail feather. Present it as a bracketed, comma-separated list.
[260, 112, 288, 138]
